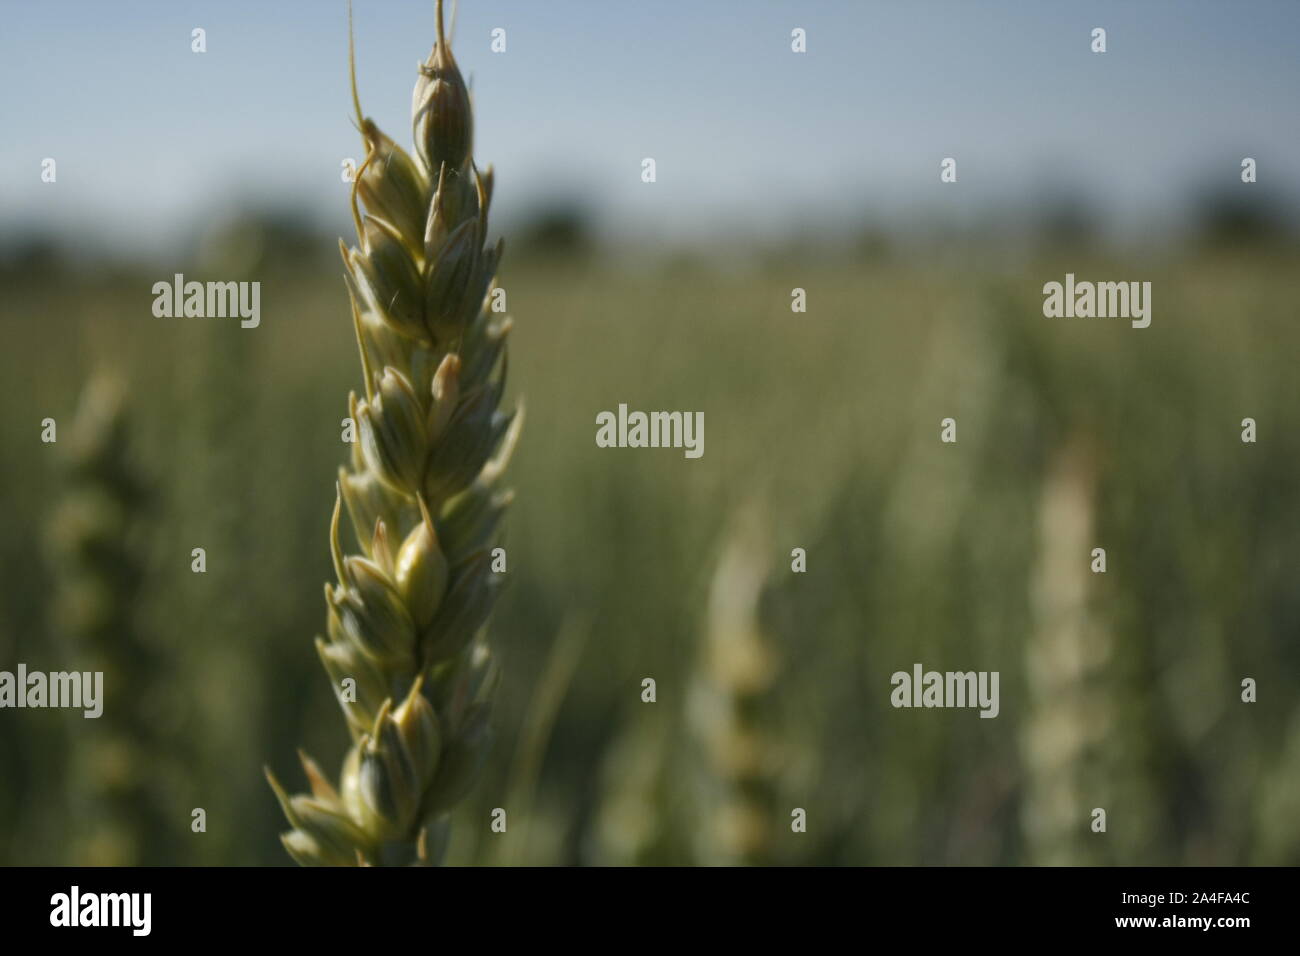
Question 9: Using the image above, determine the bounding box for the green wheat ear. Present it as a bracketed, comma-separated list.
[268, 0, 520, 867]
[47, 374, 161, 865]
[689, 506, 781, 866]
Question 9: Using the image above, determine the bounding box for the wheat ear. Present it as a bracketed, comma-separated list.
[1021, 435, 1109, 865]
[690, 507, 780, 865]
[47, 375, 158, 865]
[268, 0, 519, 867]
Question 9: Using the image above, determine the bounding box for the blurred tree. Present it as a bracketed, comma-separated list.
[1191, 187, 1291, 247]
[511, 202, 593, 259]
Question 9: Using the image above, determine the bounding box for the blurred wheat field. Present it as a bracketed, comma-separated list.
[1, 240, 1298, 864]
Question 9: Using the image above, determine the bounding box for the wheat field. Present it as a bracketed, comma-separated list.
[2, 235, 1297, 864]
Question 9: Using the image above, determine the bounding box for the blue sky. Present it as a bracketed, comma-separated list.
[3, 0, 1298, 255]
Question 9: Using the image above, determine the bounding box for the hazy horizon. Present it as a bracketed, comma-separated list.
[4, 0, 1299, 258]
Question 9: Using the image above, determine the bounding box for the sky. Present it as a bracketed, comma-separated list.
[2, 0, 1298, 256]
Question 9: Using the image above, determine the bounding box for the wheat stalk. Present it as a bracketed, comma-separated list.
[591, 712, 677, 865]
[267, 0, 519, 867]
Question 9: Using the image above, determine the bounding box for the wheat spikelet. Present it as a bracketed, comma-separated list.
[47, 374, 161, 865]
[268, 0, 519, 866]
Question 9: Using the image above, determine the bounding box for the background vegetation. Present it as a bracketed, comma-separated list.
[1, 202, 1297, 865]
